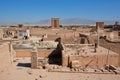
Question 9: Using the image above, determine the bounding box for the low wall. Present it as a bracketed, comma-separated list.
[100, 38, 120, 54]
[15, 50, 32, 58]
[62, 54, 119, 68]
[15, 49, 55, 58]
[38, 49, 55, 58]
[0, 42, 11, 72]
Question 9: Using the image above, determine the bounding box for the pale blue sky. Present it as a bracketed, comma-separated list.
[0, 0, 120, 24]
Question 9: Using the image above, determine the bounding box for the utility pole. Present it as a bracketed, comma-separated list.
[106, 46, 110, 65]
[97, 26, 100, 48]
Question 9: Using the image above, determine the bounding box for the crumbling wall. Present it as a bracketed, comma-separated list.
[15, 49, 55, 58]
[15, 50, 32, 58]
[62, 53, 69, 67]
[100, 38, 120, 54]
[31, 51, 38, 69]
[62, 54, 119, 68]
[38, 49, 55, 57]
[29, 28, 80, 43]
[0, 42, 11, 72]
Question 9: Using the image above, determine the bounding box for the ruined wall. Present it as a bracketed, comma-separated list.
[100, 38, 120, 54]
[38, 49, 54, 57]
[31, 51, 38, 69]
[62, 54, 119, 68]
[62, 54, 69, 67]
[0, 42, 11, 72]
[106, 31, 120, 40]
[15, 49, 55, 58]
[15, 50, 32, 58]
[29, 28, 80, 43]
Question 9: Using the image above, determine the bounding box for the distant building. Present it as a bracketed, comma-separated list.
[96, 22, 104, 29]
[17, 29, 30, 39]
[113, 21, 120, 30]
[18, 24, 23, 28]
[0, 28, 4, 39]
[51, 18, 60, 28]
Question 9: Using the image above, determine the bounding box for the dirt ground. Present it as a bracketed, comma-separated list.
[1, 58, 120, 80]
[1, 67, 120, 80]
[1, 28, 120, 80]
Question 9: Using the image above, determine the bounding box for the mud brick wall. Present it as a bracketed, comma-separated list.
[38, 49, 54, 57]
[31, 51, 38, 69]
[62, 54, 119, 68]
[15, 50, 32, 58]
[15, 49, 55, 58]
[62, 54, 69, 67]
[0, 42, 11, 72]
[51, 18, 60, 28]
[68, 54, 119, 68]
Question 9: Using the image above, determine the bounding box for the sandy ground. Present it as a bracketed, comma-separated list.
[1, 68, 120, 80]
[1, 59, 120, 80]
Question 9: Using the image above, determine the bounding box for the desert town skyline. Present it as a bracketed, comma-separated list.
[0, 0, 120, 80]
[0, 18, 120, 80]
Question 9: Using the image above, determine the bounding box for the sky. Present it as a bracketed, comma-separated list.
[0, 0, 120, 24]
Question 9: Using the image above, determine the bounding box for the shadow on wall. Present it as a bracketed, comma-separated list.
[17, 63, 31, 67]
[48, 49, 62, 65]
[80, 38, 85, 44]
[48, 37, 63, 65]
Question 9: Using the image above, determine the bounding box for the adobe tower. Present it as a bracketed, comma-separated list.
[96, 22, 104, 29]
[51, 18, 60, 28]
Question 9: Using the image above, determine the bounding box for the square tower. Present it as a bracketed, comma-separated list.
[96, 22, 104, 29]
[51, 18, 60, 28]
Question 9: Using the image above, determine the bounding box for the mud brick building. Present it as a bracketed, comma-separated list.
[96, 22, 104, 29]
[51, 18, 60, 28]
